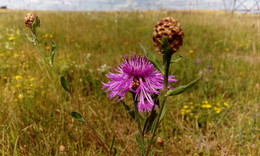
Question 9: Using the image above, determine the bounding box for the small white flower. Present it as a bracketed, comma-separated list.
[97, 64, 110, 73]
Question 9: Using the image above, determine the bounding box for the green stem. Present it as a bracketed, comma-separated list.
[133, 93, 145, 144]
[146, 53, 172, 155]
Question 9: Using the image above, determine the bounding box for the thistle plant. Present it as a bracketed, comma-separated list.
[103, 17, 200, 155]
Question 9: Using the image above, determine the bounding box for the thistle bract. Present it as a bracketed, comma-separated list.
[103, 55, 176, 112]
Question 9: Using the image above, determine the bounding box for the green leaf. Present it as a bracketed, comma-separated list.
[109, 136, 116, 154]
[166, 76, 202, 97]
[159, 104, 167, 122]
[140, 44, 163, 73]
[143, 108, 157, 134]
[113, 148, 117, 156]
[121, 101, 135, 120]
[71, 112, 86, 123]
[135, 134, 146, 153]
[19, 27, 35, 44]
[49, 42, 56, 67]
[171, 55, 183, 64]
[60, 75, 70, 93]
[31, 18, 40, 34]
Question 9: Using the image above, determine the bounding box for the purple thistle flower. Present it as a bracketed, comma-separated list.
[103, 55, 177, 112]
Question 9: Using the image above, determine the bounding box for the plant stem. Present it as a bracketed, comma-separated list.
[84, 120, 110, 153]
[132, 93, 144, 143]
[146, 53, 172, 155]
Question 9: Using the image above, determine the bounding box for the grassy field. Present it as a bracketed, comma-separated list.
[0, 10, 259, 155]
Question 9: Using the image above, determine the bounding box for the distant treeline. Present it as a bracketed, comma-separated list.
[1, 6, 7, 9]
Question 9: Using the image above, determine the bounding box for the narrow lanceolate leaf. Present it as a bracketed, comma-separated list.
[159, 104, 167, 122]
[71, 112, 86, 123]
[143, 108, 157, 134]
[166, 76, 202, 96]
[140, 44, 163, 73]
[49, 42, 56, 67]
[121, 101, 135, 120]
[109, 136, 116, 154]
[135, 134, 146, 153]
[171, 55, 183, 64]
[60, 75, 70, 93]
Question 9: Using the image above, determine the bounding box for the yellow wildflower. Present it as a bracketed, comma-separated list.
[42, 34, 49, 38]
[185, 109, 191, 114]
[8, 36, 15, 41]
[189, 50, 194, 54]
[183, 105, 189, 109]
[13, 53, 19, 58]
[30, 78, 35, 81]
[15, 75, 23, 79]
[49, 34, 53, 38]
[214, 107, 222, 114]
[18, 94, 24, 99]
[223, 102, 230, 108]
[181, 109, 186, 115]
[0, 53, 4, 57]
[45, 46, 51, 51]
[201, 104, 212, 109]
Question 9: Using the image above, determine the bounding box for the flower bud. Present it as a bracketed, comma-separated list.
[153, 17, 184, 53]
[24, 13, 40, 28]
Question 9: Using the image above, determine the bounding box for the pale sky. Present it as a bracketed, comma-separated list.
[0, 0, 258, 11]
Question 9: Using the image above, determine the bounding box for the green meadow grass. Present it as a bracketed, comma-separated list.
[0, 10, 259, 155]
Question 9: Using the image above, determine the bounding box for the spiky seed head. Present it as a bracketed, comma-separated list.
[24, 13, 39, 28]
[152, 17, 184, 53]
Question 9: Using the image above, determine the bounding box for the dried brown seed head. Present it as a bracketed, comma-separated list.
[24, 13, 39, 28]
[153, 17, 184, 53]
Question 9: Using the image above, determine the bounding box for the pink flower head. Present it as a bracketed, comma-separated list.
[103, 55, 177, 112]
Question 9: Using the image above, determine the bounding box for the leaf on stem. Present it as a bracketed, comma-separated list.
[143, 108, 157, 134]
[121, 101, 135, 120]
[109, 136, 116, 155]
[135, 134, 146, 154]
[140, 44, 163, 73]
[166, 76, 202, 96]
[159, 104, 167, 122]
[60, 75, 70, 93]
[171, 55, 183, 64]
[18, 27, 35, 44]
[71, 112, 86, 123]
[49, 42, 56, 67]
